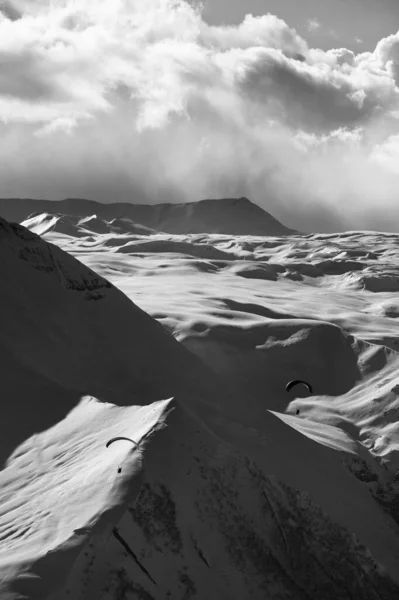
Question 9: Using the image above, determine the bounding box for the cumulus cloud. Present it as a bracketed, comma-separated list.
[0, 0, 399, 231]
[201, 13, 308, 58]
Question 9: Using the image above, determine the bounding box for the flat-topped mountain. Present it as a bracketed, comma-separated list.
[0, 196, 297, 236]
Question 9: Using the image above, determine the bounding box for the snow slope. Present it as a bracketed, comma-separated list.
[1, 214, 399, 598]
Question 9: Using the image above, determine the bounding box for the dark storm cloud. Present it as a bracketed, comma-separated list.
[0, 1, 21, 21]
[0, 51, 62, 101]
[236, 48, 397, 132]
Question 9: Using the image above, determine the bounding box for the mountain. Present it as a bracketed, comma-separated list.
[0, 196, 297, 236]
[1, 216, 399, 599]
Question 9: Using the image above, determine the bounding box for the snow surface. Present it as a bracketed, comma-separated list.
[1, 210, 399, 598]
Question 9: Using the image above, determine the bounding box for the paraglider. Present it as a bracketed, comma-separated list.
[106, 437, 138, 475]
[106, 437, 137, 448]
[285, 380, 313, 394]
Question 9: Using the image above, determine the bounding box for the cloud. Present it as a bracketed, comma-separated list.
[370, 133, 399, 174]
[0, 0, 398, 232]
[307, 18, 321, 33]
[232, 47, 396, 132]
[34, 115, 84, 137]
[0, 1, 21, 20]
[373, 33, 399, 85]
[202, 13, 308, 57]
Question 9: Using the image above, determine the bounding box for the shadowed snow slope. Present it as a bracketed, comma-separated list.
[2, 216, 399, 599]
[0, 196, 296, 236]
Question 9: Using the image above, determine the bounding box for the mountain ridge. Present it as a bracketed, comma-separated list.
[0, 196, 297, 236]
[2, 215, 399, 598]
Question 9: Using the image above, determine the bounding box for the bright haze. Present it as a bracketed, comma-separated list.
[1, 1, 399, 232]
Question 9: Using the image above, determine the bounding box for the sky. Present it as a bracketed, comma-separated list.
[203, 0, 399, 54]
[1, 0, 399, 232]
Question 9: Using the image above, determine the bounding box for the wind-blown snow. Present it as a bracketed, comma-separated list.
[1, 207, 399, 598]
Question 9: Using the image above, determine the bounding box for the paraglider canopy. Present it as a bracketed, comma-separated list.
[106, 436, 137, 448]
[285, 380, 313, 394]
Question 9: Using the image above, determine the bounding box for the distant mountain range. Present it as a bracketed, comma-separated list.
[0, 196, 297, 236]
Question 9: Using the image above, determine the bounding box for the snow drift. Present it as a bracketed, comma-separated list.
[1, 215, 399, 599]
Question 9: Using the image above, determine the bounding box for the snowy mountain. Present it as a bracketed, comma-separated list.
[0, 196, 297, 236]
[21, 212, 157, 238]
[1, 216, 399, 599]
